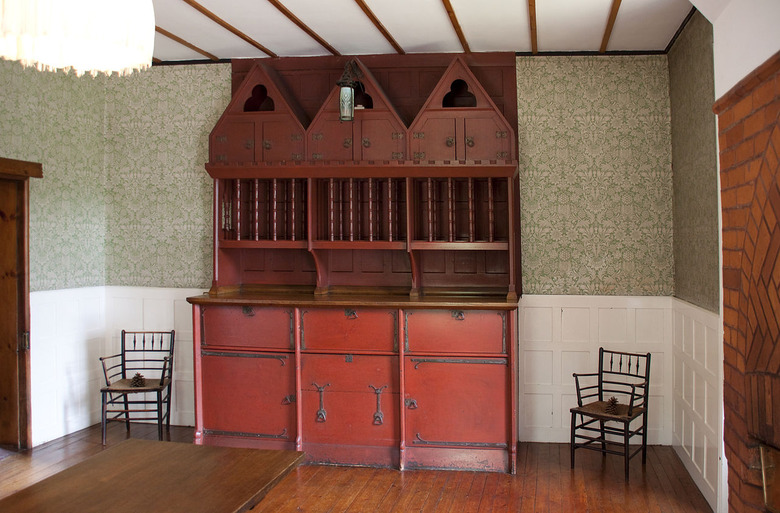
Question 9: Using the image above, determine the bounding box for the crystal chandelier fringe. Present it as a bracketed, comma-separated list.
[0, 0, 155, 76]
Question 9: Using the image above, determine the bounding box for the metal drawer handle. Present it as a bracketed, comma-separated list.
[313, 383, 330, 422]
[242, 306, 255, 317]
[369, 385, 387, 425]
[345, 308, 358, 320]
[405, 398, 418, 409]
[451, 310, 465, 321]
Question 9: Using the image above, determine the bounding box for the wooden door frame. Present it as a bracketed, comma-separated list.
[0, 157, 42, 450]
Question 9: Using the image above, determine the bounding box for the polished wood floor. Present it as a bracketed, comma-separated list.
[0, 424, 712, 512]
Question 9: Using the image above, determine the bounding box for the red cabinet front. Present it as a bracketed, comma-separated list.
[404, 356, 509, 446]
[259, 118, 305, 162]
[302, 308, 397, 352]
[411, 116, 457, 161]
[301, 354, 399, 446]
[202, 306, 293, 350]
[308, 114, 353, 161]
[464, 115, 512, 161]
[201, 351, 296, 441]
[405, 309, 505, 354]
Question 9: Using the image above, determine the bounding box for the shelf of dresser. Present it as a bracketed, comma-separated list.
[206, 160, 518, 180]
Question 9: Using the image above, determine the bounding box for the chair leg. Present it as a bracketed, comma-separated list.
[101, 391, 108, 446]
[624, 422, 630, 481]
[165, 385, 172, 432]
[157, 391, 164, 441]
[570, 412, 576, 469]
[642, 412, 648, 464]
[599, 420, 607, 457]
[123, 395, 130, 432]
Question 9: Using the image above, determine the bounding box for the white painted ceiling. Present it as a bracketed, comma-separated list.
[151, 0, 695, 62]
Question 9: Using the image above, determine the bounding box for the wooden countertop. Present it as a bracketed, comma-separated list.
[187, 290, 519, 310]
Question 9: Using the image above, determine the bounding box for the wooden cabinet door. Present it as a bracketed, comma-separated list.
[259, 118, 305, 162]
[201, 351, 296, 441]
[301, 354, 398, 446]
[356, 117, 405, 161]
[213, 119, 255, 163]
[410, 116, 457, 161]
[404, 357, 509, 447]
[308, 113, 353, 161]
[464, 116, 512, 161]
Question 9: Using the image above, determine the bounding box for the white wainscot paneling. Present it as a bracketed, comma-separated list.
[518, 295, 673, 446]
[671, 298, 722, 511]
[31, 287, 106, 446]
[30, 287, 205, 447]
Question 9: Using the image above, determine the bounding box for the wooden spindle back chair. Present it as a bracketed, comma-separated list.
[570, 347, 651, 480]
[99, 330, 175, 445]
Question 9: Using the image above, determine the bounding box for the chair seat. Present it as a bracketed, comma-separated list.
[102, 378, 171, 393]
[570, 400, 645, 422]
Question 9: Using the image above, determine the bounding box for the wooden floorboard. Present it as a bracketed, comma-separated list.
[0, 424, 713, 512]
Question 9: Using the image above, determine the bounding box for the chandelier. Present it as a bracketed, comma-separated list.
[0, 0, 155, 76]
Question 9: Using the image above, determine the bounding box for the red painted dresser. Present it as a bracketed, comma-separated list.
[188, 53, 521, 473]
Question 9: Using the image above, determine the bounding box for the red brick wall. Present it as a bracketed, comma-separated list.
[715, 51, 780, 513]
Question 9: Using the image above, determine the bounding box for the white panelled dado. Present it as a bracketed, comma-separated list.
[518, 295, 674, 444]
[30, 286, 204, 446]
[672, 299, 722, 511]
[30, 287, 106, 446]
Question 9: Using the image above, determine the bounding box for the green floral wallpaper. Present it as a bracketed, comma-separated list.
[104, 64, 231, 288]
[0, 60, 229, 291]
[516, 55, 674, 295]
[668, 12, 720, 313]
[0, 59, 107, 291]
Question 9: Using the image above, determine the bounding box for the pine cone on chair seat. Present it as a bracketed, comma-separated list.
[130, 372, 146, 387]
[605, 396, 619, 414]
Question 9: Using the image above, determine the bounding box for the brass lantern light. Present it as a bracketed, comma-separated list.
[337, 60, 361, 122]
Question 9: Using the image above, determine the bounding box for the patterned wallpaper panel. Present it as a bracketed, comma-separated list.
[104, 64, 231, 288]
[516, 55, 674, 295]
[668, 12, 720, 313]
[0, 59, 107, 291]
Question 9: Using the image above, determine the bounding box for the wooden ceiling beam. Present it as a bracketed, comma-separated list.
[181, 0, 278, 58]
[600, 0, 622, 53]
[353, 0, 405, 55]
[441, 0, 470, 53]
[266, 0, 340, 56]
[155, 26, 219, 61]
[528, 0, 538, 54]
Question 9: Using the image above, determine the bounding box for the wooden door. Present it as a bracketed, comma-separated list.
[410, 116, 457, 161]
[464, 116, 512, 160]
[259, 118, 305, 162]
[0, 158, 41, 450]
[212, 119, 255, 163]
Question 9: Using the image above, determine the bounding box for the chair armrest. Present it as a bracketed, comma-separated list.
[99, 354, 122, 386]
[572, 372, 599, 406]
[159, 356, 172, 386]
[627, 379, 649, 416]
